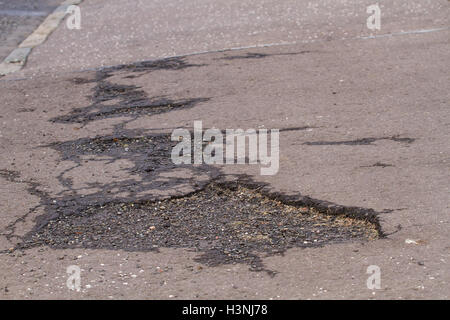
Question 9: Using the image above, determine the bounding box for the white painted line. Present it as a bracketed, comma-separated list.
[0, 0, 83, 76]
[19, 0, 83, 48]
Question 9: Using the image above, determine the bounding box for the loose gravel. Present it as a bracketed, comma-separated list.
[23, 183, 379, 269]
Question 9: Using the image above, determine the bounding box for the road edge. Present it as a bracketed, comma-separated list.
[0, 0, 83, 76]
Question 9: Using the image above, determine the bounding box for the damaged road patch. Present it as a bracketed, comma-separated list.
[303, 135, 415, 146]
[21, 181, 379, 272]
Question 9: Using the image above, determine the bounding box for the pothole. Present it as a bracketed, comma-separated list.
[21, 182, 379, 271]
[52, 57, 209, 125]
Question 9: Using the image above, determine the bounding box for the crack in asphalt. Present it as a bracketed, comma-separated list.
[1, 54, 383, 274]
[303, 135, 415, 146]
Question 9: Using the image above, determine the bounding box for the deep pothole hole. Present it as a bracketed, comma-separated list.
[23, 183, 379, 270]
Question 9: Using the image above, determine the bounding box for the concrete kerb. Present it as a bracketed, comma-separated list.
[0, 0, 83, 76]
